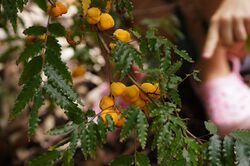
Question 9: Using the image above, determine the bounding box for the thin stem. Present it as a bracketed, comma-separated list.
[186, 129, 203, 144]
[127, 73, 159, 107]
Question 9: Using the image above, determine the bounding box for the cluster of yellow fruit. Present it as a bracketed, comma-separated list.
[99, 82, 160, 127]
[99, 96, 125, 127]
[48, 2, 68, 17]
[111, 82, 160, 111]
[85, 5, 131, 46]
[86, 7, 115, 31]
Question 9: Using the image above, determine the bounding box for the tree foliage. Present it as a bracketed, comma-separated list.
[3, 0, 250, 166]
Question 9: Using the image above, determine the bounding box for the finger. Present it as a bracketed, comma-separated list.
[233, 16, 247, 41]
[244, 17, 250, 35]
[202, 22, 219, 58]
[219, 16, 234, 46]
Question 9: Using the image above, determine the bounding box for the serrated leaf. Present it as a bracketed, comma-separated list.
[208, 135, 222, 166]
[173, 47, 193, 63]
[235, 141, 250, 166]
[222, 136, 235, 166]
[28, 150, 62, 166]
[19, 56, 43, 85]
[135, 153, 150, 166]
[43, 83, 84, 124]
[11, 75, 41, 118]
[165, 61, 182, 75]
[69, 130, 78, 157]
[120, 107, 139, 142]
[82, 0, 91, 16]
[230, 130, 250, 146]
[136, 111, 148, 149]
[205, 121, 218, 135]
[43, 64, 78, 102]
[106, 114, 115, 131]
[47, 122, 77, 136]
[48, 23, 66, 37]
[2, 0, 18, 30]
[17, 41, 44, 64]
[34, 0, 47, 12]
[23, 26, 47, 36]
[131, 30, 141, 39]
[109, 155, 134, 166]
[28, 91, 43, 138]
[97, 118, 107, 143]
[62, 150, 74, 166]
[80, 123, 97, 159]
[112, 42, 142, 79]
[45, 37, 72, 82]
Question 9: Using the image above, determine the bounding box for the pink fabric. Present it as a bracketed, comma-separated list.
[195, 56, 250, 135]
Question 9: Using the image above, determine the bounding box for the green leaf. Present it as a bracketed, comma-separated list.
[17, 41, 44, 64]
[62, 150, 74, 166]
[131, 30, 141, 39]
[11, 75, 41, 118]
[47, 122, 77, 136]
[2, 0, 18, 30]
[45, 37, 72, 82]
[204, 121, 218, 135]
[43, 64, 78, 102]
[28, 91, 43, 138]
[222, 136, 235, 166]
[34, 0, 47, 12]
[97, 118, 107, 143]
[136, 111, 148, 149]
[208, 135, 222, 166]
[109, 155, 134, 166]
[135, 153, 150, 166]
[106, 114, 115, 131]
[173, 47, 193, 63]
[80, 123, 97, 159]
[28, 150, 62, 166]
[19, 56, 43, 85]
[115, 0, 134, 19]
[165, 60, 182, 75]
[48, 23, 66, 37]
[23, 26, 47, 36]
[230, 130, 250, 145]
[111, 42, 143, 79]
[43, 83, 84, 124]
[120, 107, 139, 142]
[69, 130, 78, 157]
[235, 141, 250, 166]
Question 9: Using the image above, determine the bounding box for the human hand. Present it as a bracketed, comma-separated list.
[202, 0, 250, 58]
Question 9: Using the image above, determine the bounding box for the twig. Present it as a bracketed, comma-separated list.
[186, 129, 203, 144]
[127, 73, 159, 107]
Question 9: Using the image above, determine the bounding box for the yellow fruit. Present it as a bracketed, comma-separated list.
[97, 13, 115, 31]
[37, 33, 48, 40]
[122, 85, 139, 103]
[72, 65, 86, 78]
[113, 29, 131, 43]
[48, 2, 68, 17]
[153, 83, 161, 99]
[100, 109, 125, 127]
[25, 35, 36, 42]
[133, 97, 146, 108]
[140, 83, 156, 101]
[99, 96, 115, 110]
[109, 42, 116, 49]
[110, 82, 126, 96]
[86, 7, 101, 24]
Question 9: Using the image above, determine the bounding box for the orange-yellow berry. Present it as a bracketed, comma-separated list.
[122, 85, 139, 103]
[48, 2, 68, 17]
[86, 7, 101, 24]
[153, 83, 161, 99]
[110, 82, 126, 96]
[113, 29, 131, 43]
[72, 65, 86, 78]
[133, 97, 146, 108]
[140, 83, 157, 101]
[99, 96, 115, 110]
[100, 109, 125, 127]
[97, 13, 115, 31]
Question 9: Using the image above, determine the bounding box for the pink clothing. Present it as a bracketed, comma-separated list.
[194, 56, 250, 135]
